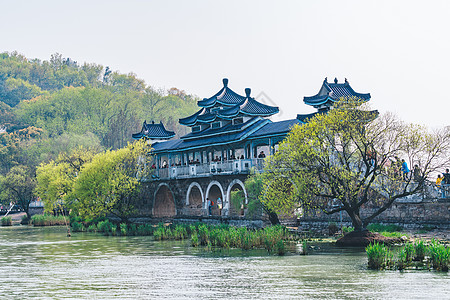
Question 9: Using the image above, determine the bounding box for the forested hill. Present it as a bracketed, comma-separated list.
[0, 51, 198, 150]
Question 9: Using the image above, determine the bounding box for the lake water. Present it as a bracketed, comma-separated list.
[0, 226, 448, 299]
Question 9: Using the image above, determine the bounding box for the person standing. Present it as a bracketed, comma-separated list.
[206, 198, 212, 216]
[442, 169, 450, 198]
[436, 174, 444, 198]
[401, 159, 410, 180]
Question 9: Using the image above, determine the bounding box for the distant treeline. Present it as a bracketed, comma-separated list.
[0, 51, 198, 216]
[0, 51, 198, 149]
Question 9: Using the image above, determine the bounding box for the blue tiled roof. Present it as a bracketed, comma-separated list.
[181, 117, 258, 140]
[240, 98, 279, 116]
[132, 121, 175, 140]
[197, 78, 246, 108]
[304, 78, 371, 107]
[153, 118, 270, 153]
[250, 119, 301, 138]
[179, 79, 279, 126]
[179, 108, 206, 126]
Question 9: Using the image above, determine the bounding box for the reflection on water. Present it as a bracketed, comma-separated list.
[0, 226, 448, 299]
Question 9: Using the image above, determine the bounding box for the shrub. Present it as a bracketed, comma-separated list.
[32, 214, 67, 226]
[87, 224, 97, 232]
[342, 226, 354, 233]
[120, 223, 127, 236]
[97, 220, 114, 233]
[71, 221, 84, 232]
[1, 216, 12, 226]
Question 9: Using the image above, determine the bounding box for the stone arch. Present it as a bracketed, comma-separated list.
[226, 179, 248, 216]
[185, 182, 204, 216]
[153, 183, 176, 217]
[205, 180, 225, 216]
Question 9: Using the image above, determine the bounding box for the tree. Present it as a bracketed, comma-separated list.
[0, 165, 36, 219]
[35, 147, 98, 214]
[230, 172, 280, 224]
[262, 100, 450, 231]
[71, 140, 151, 221]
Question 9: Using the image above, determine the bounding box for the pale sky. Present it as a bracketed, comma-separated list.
[1, 0, 449, 128]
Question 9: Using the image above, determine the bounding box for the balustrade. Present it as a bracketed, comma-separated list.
[154, 158, 266, 179]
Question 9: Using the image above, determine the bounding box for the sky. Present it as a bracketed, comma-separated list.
[1, 0, 449, 128]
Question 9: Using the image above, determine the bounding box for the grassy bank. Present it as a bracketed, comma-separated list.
[1, 216, 12, 226]
[366, 239, 449, 272]
[71, 220, 297, 255]
[32, 214, 68, 226]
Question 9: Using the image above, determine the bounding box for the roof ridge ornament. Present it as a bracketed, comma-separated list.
[345, 78, 349, 84]
[222, 78, 228, 87]
[334, 77, 338, 84]
[245, 88, 251, 98]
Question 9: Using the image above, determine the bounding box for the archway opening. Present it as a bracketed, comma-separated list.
[207, 184, 223, 216]
[187, 185, 203, 216]
[153, 185, 176, 217]
[229, 183, 245, 216]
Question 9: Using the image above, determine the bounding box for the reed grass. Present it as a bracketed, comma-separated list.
[366, 240, 449, 272]
[32, 214, 67, 226]
[1, 216, 12, 226]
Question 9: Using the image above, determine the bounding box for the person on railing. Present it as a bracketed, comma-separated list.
[401, 159, 410, 180]
[442, 169, 450, 198]
[436, 174, 443, 198]
[240, 155, 244, 159]
[258, 151, 266, 158]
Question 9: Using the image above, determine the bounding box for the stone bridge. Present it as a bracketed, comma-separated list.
[135, 174, 252, 220]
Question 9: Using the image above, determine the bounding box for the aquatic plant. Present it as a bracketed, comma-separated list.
[32, 214, 67, 226]
[414, 240, 426, 261]
[71, 221, 84, 232]
[428, 240, 449, 271]
[97, 220, 114, 233]
[120, 223, 127, 236]
[366, 243, 390, 270]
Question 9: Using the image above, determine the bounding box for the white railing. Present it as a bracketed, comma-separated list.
[155, 158, 266, 179]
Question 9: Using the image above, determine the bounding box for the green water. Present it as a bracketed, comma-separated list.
[0, 226, 448, 299]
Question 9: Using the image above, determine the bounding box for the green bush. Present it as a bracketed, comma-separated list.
[342, 226, 354, 233]
[32, 214, 67, 226]
[1, 216, 12, 226]
[97, 220, 114, 233]
[87, 224, 97, 232]
[71, 221, 84, 232]
[120, 223, 127, 236]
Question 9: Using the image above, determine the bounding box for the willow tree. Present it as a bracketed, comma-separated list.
[262, 100, 450, 231]
[71, 140, 151, 222]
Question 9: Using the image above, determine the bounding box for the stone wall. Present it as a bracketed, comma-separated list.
[298, 200, 450, 230]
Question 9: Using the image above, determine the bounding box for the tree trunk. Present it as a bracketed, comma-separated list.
[347, 209, 364, 231]
[267, 211, 280, 225]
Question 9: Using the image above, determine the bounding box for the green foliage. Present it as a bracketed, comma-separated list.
[367, 240, 449, 272]
[414, 240, 426, 261]
[367, 223, 403, 233]
[1, 216, 12, 226]
[71, 221, 84, 232]
[97, 220, 114, 234]
[71, 140, 151, 220]
[366, 243, 391, 270]
[0, 165, 36, 217]
[342, 226, 354, 233]
[262, 99, 450, 230]
[428, 240, 450, 271]
[31, 214, 67, 226]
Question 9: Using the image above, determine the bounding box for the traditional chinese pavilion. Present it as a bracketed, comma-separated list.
[132, 78, 371, 218]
